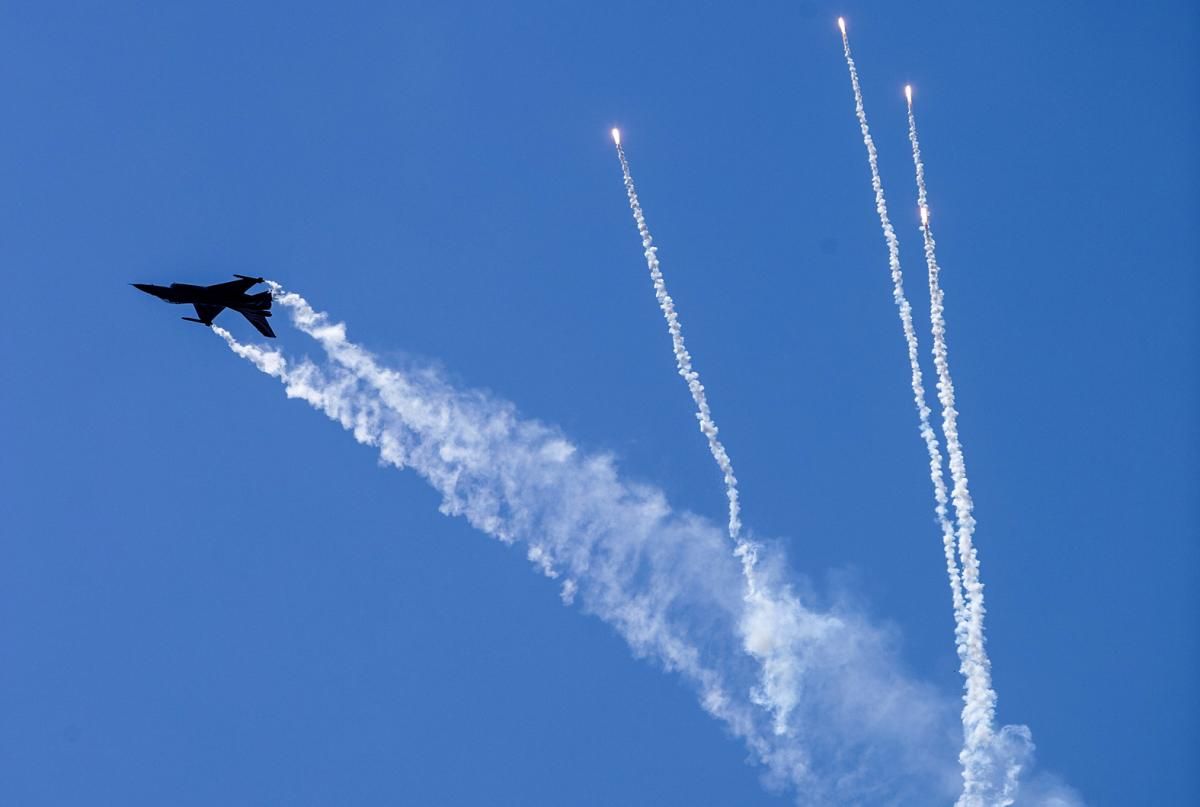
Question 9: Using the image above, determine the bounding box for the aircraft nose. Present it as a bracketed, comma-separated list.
[131, 283, 153, 293]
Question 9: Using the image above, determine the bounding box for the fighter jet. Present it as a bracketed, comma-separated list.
[132, 274, 275, 338]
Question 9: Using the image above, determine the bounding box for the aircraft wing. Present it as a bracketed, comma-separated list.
[239, 309, 276, 338]
[207, 275, 261, 295]
[193, 303, 225, 324]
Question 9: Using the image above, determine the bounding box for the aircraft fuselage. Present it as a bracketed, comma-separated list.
[131, 275, 275, 337]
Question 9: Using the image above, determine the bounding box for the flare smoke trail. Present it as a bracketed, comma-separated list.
[212, 291, 974, 805]
[901, 91, 969, 692]
[612, 132, 742, 541]
[613, 135, 810, 735]
[834, 21, 959, 622]
[901, 87, 966, 642]
[836, 14, 971, 715]
[836, 20, 1029, 805]
[906, 90, 1021, 804]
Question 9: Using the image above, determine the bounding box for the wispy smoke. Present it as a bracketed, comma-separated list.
[211, 287, 1081, 805]
[213, 294, 955, 806]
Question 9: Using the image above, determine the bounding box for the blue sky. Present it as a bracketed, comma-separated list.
[1, 1, 1196, 804]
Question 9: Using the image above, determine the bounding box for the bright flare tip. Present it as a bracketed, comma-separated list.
[920, 206, 929, 225]
[611, 128, 621, 145]
[905, 85, 913, 104]
[837, 17, 846, 33]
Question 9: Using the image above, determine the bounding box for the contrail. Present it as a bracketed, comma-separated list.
[906, 88, 1025, 804]
[611, 128, 742, 542]
[212, 295, 980, 805]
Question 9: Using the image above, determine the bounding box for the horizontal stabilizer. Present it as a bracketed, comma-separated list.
[239, 309, 276, 338]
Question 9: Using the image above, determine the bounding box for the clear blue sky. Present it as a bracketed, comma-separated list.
[2, 1, 1196, 804]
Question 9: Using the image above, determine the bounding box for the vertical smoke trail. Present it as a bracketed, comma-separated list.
[906, 89, 1008, 803]
[611, 129, 742, 542]
[611, 133, 814, 734]
[896, 89, 971, 664]
[835, 19, 970, 658]
[836, 19, 1016, 805]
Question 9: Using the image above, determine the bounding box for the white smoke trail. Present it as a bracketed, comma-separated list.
[906, 92, 1029, 804]
[897, 94, 970, 644]
[213, 289, 1083, 804]
[835, 9, 979, 721]
[211, 297, 975, 805]
[834, 23, 961, 621]
[613, 138, 813, 735]
[835, 19, 1020, 805]
[613, 137, 742, 541]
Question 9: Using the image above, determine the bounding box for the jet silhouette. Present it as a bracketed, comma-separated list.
[132, 275, 275, 338]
